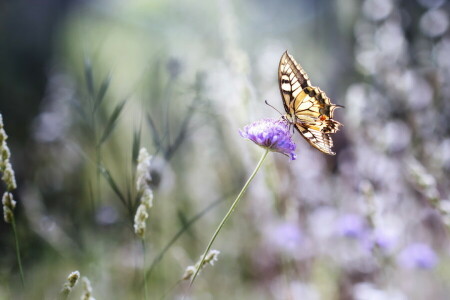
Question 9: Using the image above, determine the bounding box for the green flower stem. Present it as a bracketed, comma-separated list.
[11, 216, 25, 287]
[142, 240, 148, 300]
[190, 149, 270, 286]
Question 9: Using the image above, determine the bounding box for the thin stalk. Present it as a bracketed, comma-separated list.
[11, 216, 25, 287]
[189, 149, 269, 286]
[142, 240, 149, 300]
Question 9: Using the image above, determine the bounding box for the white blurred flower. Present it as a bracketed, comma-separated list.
[182, 249, 220, 280]
[264, 221, 303, 254]
[354, 282, 407, 300]
[81, 276, 96, 300]
[417, 0, 446, 9]
[362, 0, 393, 21]
[136, 148, 152, 192]
[134, 204, 149, 239]
[397, 243, 438, 269]
[60, 271, 80, 298]
[0, 114, 17, 191]
[420, 9, 449, 38]
[134, 147, 154, 239]
[2, 192, 16, 223]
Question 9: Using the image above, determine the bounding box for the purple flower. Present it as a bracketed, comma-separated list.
[397, 243, 438, 269]
[336, 214, 368, 239]
[240, 119, 297, 160]
[362, 230, 397, 253]
[265, 222, 303, 253]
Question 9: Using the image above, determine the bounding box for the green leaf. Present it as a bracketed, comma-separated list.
[94, 74, 111, 112]
[99, 100, 126, 145]
[146, 113, 162, 149]
[84, 58, 95, 98]
[99, 165, 127, 207]
[176, 210, 194, 238]
[132, 126, 142, 167]
[145, 195, 227, 280]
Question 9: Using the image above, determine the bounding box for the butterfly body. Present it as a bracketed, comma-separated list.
[278, 51, 342, 155]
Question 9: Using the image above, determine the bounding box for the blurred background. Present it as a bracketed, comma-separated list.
[1, 0, 450, 299]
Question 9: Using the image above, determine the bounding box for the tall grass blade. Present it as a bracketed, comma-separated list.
[146, 113, 162, 149]
[84, 58, 95, 99]
[99, 100, 126, 145]
[132, 126, 142, 167]
[94, 74, 111, 112]
[145, 195, 228, 280]
[99, 165, 127, 207]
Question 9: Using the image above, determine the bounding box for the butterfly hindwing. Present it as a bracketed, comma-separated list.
[278, 51, 342, 155]
[294, 123, 335, 155]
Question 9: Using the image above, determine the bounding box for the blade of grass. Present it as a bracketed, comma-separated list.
[124, 174, 134, 220]
[146, 113, 162, 150]
[98, 100, 126, 146]
[176, 211, 195, 238]
[132, 126, 142, 168]
[99, 165, 127, 207]
[144, 194, 231, 280]
[84, 57, 95, 99]
[94, 73, 111, 112]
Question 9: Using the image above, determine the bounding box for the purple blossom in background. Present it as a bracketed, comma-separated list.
[397, 243, 438, 269]
[267, 222, 303, 253]
[362, 230, 397, 253]
[336, 214, 368, 239]
[240, 118, 297, 160]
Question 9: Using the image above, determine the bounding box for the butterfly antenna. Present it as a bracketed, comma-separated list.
[264, 100, 284, 117]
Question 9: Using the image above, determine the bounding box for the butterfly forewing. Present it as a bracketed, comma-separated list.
[278, 51, 311, 115]
[278, 51, 342, 155]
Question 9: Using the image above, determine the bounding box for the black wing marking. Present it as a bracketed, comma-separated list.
[295, 123, 335, 155]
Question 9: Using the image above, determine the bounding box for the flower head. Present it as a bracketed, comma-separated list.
[397, 243, 438, 269]
[60, 270, 80, 298]
[361, 229, 398, 254]
[182, 249, 220, 280]
[136, 148, 152, 193]
[81, 276, 96, 300]
[240, 119, 296, 160]
[2, 192, 16, 223]
[336, 214, 368, 239]
[134, 204, 149, 238]
[0, 113, 17, 191]
[134, 147, 154, 239]
[265, 222, 303, 253]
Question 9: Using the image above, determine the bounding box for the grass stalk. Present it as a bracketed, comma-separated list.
[189, 149, 269, 286]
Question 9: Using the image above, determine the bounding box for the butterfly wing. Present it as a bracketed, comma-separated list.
[278, 51, 311, 115]
[294, 123, 336, 155]
[278, 51, 342, 155]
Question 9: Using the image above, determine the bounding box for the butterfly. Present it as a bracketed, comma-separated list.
[278, 51, 342, 155]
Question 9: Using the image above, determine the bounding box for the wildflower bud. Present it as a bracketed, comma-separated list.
[182, 266, 196, 281]
[134, 204, 149, 239]
[2, 192, 16, 223]
[182, 250, 220, 281]
[136, 148, 152, 193]
[81, 276, 96, 300]
[0, 114, 6, 141]
[0, 114, 17, 191]
[1, 147, 10, 164]
[134, 147, 154, 239]
[0, 129, 5, 144]
[141, 189, 153, 209]
[2, 162, 17, 191]
[204, 249, 220, 266]
[60, 271, 80, 298]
